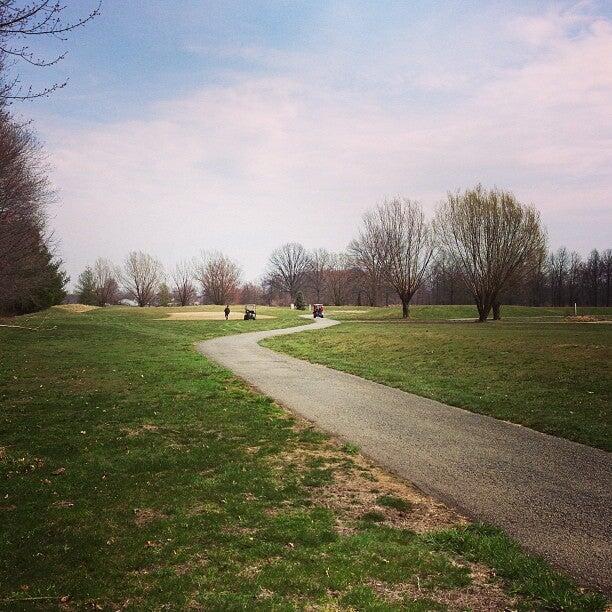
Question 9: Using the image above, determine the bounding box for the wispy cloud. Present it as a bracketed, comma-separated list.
[42, 2, 612, 283]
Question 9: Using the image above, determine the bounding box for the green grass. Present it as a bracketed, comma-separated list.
[263, 319, 611, 450]
[377, 495, 413, 513]
[0, 306, 606, 609]
[325, 304, 612, 321]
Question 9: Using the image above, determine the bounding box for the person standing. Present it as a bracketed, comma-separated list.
[224, 305, 230, 320]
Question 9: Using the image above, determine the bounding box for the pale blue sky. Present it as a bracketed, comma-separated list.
[14, 0, 612, 284]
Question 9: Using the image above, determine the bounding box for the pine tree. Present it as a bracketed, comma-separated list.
[9, 245, 68, 314]
[76, 267, 96, 305]
[158, 283, 171, 307]
[294, 290, 306, 310]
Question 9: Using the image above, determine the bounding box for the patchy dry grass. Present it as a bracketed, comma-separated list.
[0, 306, 606, 609]
[52, 303, 99, 313]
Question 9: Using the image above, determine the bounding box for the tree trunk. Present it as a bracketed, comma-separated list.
[401, 299, 409, 318]
[476, 300, 491, 322]
[492, 302, 501, 320]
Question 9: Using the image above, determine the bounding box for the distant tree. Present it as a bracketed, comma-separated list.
[123, 251, 164, 307]
[294, 290, 306, 310]
[327, 252, 354, 306]
[239, 282, 264, 305]
[349, 213, 386, 307]
[171, 259, 196, 306]
[158, 282, 171, 307]
[583, 249, 601, 307]
[307, 248, 331, 303]
[76, 266, 96, 305]
[434, 185, 547, 322]
[265, 243, 310, 302]
[566, 251, 583, 306]
[547, 247, 570, 307]
[92, 257, 120, 306]
[372, 198, 434, 318]
[601, 249, 611, 307]
[196, 251, 241, 305]
[0, 1, 100, 102]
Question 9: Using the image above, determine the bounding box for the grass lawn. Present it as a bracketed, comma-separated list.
[0, 306, 607, 609]
[324, 304, 612, 321]
[263, 317, 611, 450]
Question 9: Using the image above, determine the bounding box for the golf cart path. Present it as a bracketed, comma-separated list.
[197, 318, 612, 594]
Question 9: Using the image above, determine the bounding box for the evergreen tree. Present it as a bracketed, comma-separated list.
[294, 290, 306, 310]
[76, 267, 96, 305]
[9, 245, 68, 314]
[158, 283, 171, 307]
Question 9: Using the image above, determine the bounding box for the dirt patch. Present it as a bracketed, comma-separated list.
[162, 311, 275, 320]
[53, 500, 74, 508]
[276, 440, 466, 535]
[134, 507, 168, 526]
[326, 309, 370, 314]
[174, 554, 208, 576]
[121, 423, 159, 437]
[53, 304, 99, 313]
[367, 561, 517, 611]
[565, 315, 599, 323]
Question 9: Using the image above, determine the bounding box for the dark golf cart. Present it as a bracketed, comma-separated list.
[244, 304, 257, 320]
[313, 304, 324, 318]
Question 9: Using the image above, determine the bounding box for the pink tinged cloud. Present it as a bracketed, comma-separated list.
[44, 5, 612, 284]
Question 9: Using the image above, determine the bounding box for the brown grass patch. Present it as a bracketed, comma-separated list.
[173, 554, 209, 576]
[53, 304, 99, 313]
[53, 500, 74, 508]
[134, 508, 167, 526]
[276, 437, 465, 535]
[121, 423, 159, 437]
[367, 560, 517, 611]
[326, 309, 370, 314]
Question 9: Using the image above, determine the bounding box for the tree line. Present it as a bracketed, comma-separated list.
[72, 186, 610, 322]
[1, 4, 608, 320]
[0, 2, 99, 316]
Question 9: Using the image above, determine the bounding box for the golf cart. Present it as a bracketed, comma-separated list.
[313, 304, 324, 318]
[244, 304, 257, 320]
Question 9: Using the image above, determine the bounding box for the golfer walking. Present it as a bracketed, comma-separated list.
[224, 305, 230, 320]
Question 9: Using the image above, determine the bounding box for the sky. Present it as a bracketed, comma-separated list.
[13, 0, 612, 285]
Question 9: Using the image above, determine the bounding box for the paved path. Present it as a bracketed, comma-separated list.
[197, 318, 612, 594]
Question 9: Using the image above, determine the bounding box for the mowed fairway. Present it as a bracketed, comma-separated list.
[324, 304, 612, 321]
[0, 306, 607, 609]
[264, 309, 612, 451]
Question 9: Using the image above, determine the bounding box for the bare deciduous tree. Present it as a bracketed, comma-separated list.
[434, 185, 547, 322]
[239, 282, 264, 305]
[307, 248, 331, 303]
[92, 257, 120, 306]
[0, 1, 100, 102]
[327, 252, 354, 306]
[374, 198, 434, 318]
[171, 259, 196, 306]
[265, 243, 310, 302]
[349, 209, 387, 307]
[601, 249, 611, 307]
[196, 251, 241, 305]
[123, 251, 164, 307]
[547, 247, 570, 307]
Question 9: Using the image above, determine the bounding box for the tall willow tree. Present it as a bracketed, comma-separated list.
[435, 185, 547, 322]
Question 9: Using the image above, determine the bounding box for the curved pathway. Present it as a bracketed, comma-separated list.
[197, 318, 612, 594]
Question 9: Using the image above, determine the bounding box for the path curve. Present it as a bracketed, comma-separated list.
[197, 318, 612, 594]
